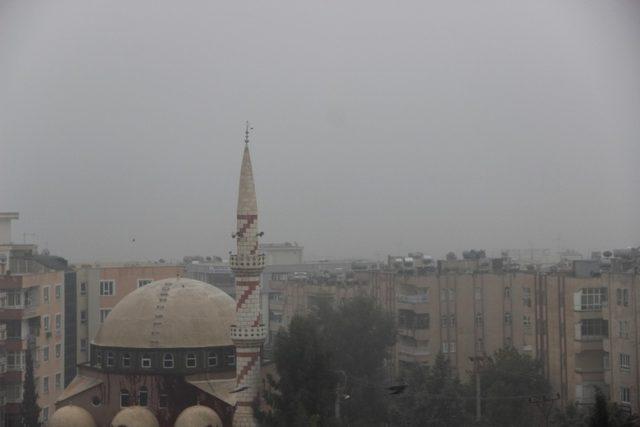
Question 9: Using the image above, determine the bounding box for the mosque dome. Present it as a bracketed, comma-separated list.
[110, 406, 159, 427]
[49, 405, 97, 427]
[175, 405, 223, 427]
[94, 278, 235, 348]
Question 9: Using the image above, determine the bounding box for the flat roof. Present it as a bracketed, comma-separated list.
[0, 212, 19, 220]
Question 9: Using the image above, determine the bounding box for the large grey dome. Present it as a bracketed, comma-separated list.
[94, 278, 235, 349]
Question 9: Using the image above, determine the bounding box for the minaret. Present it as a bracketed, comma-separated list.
[230, 123, 266, 427]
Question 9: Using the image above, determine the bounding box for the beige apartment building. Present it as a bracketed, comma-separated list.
[261, 252, 640, 414]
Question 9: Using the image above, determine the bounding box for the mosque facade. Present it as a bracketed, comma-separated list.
[50, 136, 266, 427]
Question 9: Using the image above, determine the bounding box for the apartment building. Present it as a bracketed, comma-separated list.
[0, 213, 71, 426]
[373, 254, 640, 413]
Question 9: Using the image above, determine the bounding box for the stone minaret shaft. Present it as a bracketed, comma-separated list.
[230, 131, 265, 427]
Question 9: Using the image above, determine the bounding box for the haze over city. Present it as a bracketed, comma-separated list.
[1, 0, 639, 263]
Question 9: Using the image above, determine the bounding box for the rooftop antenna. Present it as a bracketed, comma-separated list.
[244, 121, 253, 144]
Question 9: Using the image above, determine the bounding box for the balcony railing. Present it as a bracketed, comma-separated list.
[398, 345, 430, 357]
[397, 294, 429, 304]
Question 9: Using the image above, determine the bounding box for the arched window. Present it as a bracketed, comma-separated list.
[141, 354, 151, 368]
[122, 353, 131, 368]
[186, 353, 197, 368]
[163, 353, 174, 369]
[120, 389, 130, 407]
[139, 386, 148, 406]
[106, 352, 115, 367]
[207, 351, 218, 367]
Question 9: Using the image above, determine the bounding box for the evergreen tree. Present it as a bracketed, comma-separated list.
[255, 314, 337, 426]
[391, 353, 469, 426]
[21, 347, 41, 427]
[479, 347, 550, 427]
[589, 389, 609, 427]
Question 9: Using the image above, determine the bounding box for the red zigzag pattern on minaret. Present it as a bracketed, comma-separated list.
[236, 353, 259, 386]
[236, 281, 259, 310]
[236, 214, 257, 238]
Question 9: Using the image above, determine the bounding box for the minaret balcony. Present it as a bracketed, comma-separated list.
[230, 325, 266, 342]
[230, 253, 265, 270]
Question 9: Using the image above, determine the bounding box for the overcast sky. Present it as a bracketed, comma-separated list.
[1, 1, 639, 263]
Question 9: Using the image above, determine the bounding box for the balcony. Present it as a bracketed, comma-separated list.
[229, 254, 265, 271]
[397, 294, 429, 304]
[574, 338, 605, 352]
[397, 327, 430, 341]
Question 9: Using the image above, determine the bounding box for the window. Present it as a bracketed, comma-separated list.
[207, 351, 218, 367]
[449, 314, 456, 327]
[43, 315, 50, 332]
[575, 288, 607, 311]
[523, 316, 532, 333]
[415, 314, 430, 329]
[580, 319, 608, 339]
[100, 309, 111, 323]
[440, 288, 455, 301]
[474, 287, 482, 300]
[138, 279, 152, 288]
[7, 290, 21, 307]
[55, 313, 61, 332]
[100, 280, 115, 296]
[55, 285, 62, 300]
[226, 354, 236, 366]
[120, 389, 130, 407]
[523, 287, 532, 307]
[604, 353, 610, 370]
[616, 288, 630, 307]
[620, 387, 631, 404]
[42, 407, 49, 423]
[80, 282, 87, 295]
[43, 376, 49, 394]
[139, 386, 148, 406]
[55, 373, 61, 389]
[141, 354, 151, 368]
[504, 287, 511, 297]
[43, 286, 50, 304]
[43, 346, 49, 362]
[504, 312, 512, 325]
[449, 341, 456, 353]
[159, 393, 169, 408]
[122, 353, 131, 367]
[620, 354, 631, 372]
[619, 320, 630, 339]
[80, 339, 87, 352]
[80, 310, 87, 324]
[441, 315, 448, 327]
[56, 344, 61, 358]
[96, 351, 102, 366]
[475, 312, 483, 327]
[186, 353, 197, 368]
[442, 342, 449, 353]
[163, 353, 174, 368]
[106, 352, 114, 367]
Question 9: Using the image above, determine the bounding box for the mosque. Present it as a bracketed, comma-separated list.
[49, 131, 267, 427]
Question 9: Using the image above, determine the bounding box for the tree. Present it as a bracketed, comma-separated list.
[550, 402, 587, 427]
[21, 347, 41, 427]
[256, 314, 337, 426]
[257, 296, 396, 426]
[391, 354, 469, 426]
[318, 296, 396, 426]
[587, 388, 640, 427]
[479, 347, 550, 427]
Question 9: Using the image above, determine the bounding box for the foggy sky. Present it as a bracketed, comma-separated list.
[1, 1, 639, 263]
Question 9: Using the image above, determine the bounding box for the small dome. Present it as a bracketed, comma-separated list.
[110, 406, 159, 427]
[175, 405, 223, 427]
[50, 405, 97, 427]
[94, 278, 235, 348]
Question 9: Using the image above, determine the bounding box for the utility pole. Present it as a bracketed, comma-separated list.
[335, 370, 347, 421]
[528, 393, 560, 427]
[469, 356, 485, 423]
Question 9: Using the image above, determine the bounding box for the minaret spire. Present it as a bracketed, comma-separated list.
[230, 122, 265, 427]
